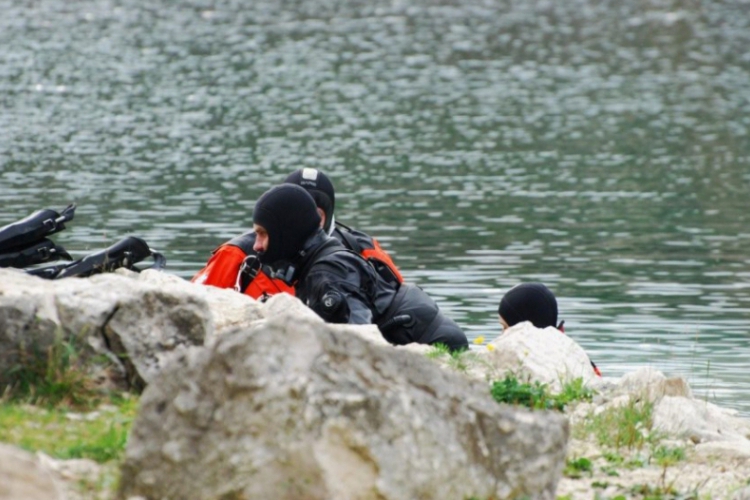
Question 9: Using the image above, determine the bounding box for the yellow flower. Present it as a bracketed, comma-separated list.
[486, 344, 496, 352]
[473, 336, 485, 345]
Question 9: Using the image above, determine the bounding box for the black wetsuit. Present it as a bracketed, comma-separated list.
[288, 229, 468, 351]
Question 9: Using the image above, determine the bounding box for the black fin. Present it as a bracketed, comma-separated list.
[0, 204, 76, 252]
[51, 236, 166, 279]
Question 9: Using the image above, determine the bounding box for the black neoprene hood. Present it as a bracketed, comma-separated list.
[252, 184, 321, 265]
[284, 168, 335, 233]
[498, 282, 558, 329]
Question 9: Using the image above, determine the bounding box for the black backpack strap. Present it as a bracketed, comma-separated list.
[333, 223, 400, 286]
[332, 224, 363, 254]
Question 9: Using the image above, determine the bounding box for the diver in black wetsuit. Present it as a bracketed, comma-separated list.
[251, 183, 468, 351]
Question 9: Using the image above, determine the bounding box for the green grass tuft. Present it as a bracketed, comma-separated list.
[0, 393, 138, 463]
[564, 456, 594, 478]
[652, 445, 686, 468]
[2, 331, 105, 409]
[490, 375, 594, 411]
[426, 343, 453, 359]
[585, 398, 655, 450]
[426, 343, 474, 373]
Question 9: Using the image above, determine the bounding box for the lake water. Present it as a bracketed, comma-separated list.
[1, 0, 749, 415]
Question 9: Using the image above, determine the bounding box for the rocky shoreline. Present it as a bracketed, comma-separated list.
[1, 268, 749, 499]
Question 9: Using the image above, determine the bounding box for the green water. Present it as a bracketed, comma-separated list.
[1, 0, 749, 415]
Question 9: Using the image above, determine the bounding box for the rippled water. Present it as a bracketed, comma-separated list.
[2, 0, 749, 415]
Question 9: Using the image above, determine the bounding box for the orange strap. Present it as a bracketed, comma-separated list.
[244, 271, 294, 299]
[362, 240, 404, 284]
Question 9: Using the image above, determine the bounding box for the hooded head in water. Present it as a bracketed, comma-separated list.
[498, 282, 558, 329]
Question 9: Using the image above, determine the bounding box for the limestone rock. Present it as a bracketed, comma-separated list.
[257, 291, 388, 346]
[119, 310, 569, 500]
[653, 395, 750, 444]
[138, 269, 263, 340]
[606, 368, 750, 445]
[0, 268, 213, 391]
[695, 440, 750, 461]
[733, 485, 750, 500]
[614, 366, 693, 402]
[486, 321, 600, 392]
[0, 443, 63, 500]
[100, 276, 210, 390]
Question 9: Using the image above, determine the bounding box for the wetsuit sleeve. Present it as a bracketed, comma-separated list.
[304, 265, 374, 325]
[191, 245, 246, 289]
[307, 281, 373, 324]
[344, 295, 373, 324]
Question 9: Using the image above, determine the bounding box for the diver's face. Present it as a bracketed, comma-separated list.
[252, 224, 269, 253]
[499, 315, 510, 332]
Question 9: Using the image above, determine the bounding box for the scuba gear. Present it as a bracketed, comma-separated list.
[194, 168, 401, 300]
[267, 262, 296, 286]
[317, 290, 348, 322]
[1, 204, 166, 280]
[0, 238, 72, 269]
[0, 204, 76, 268]
[333, 221, 403, 286]
[54, 236, 165, 279]
[28, 236, 166, 280]
[26, 261, 74, 280]
[0, 204, 75, 252]
[292, 236, 467, 350]
[190, 229, 295, 298]
[378, 314, 412, 333]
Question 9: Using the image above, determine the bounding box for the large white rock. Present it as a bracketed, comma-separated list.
[0, 268, 213, 390]
[0, 444, 63, 500]
[733, 485, 750, 500]
[137, 270, 386, 345]
[119, 310, 569, 500]
[137, 269, 264, 340]
[695, 440, 750, 461]
[653, 395, 750, 444]
[0, 268, 388, 391]
[486, 321, 601, 392]
[262, 291, 389, 346]
[603, 367, 750, 445]
[614, 366, 693, 401]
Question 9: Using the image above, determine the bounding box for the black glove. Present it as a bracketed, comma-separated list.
[315, 290, 350, 323]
